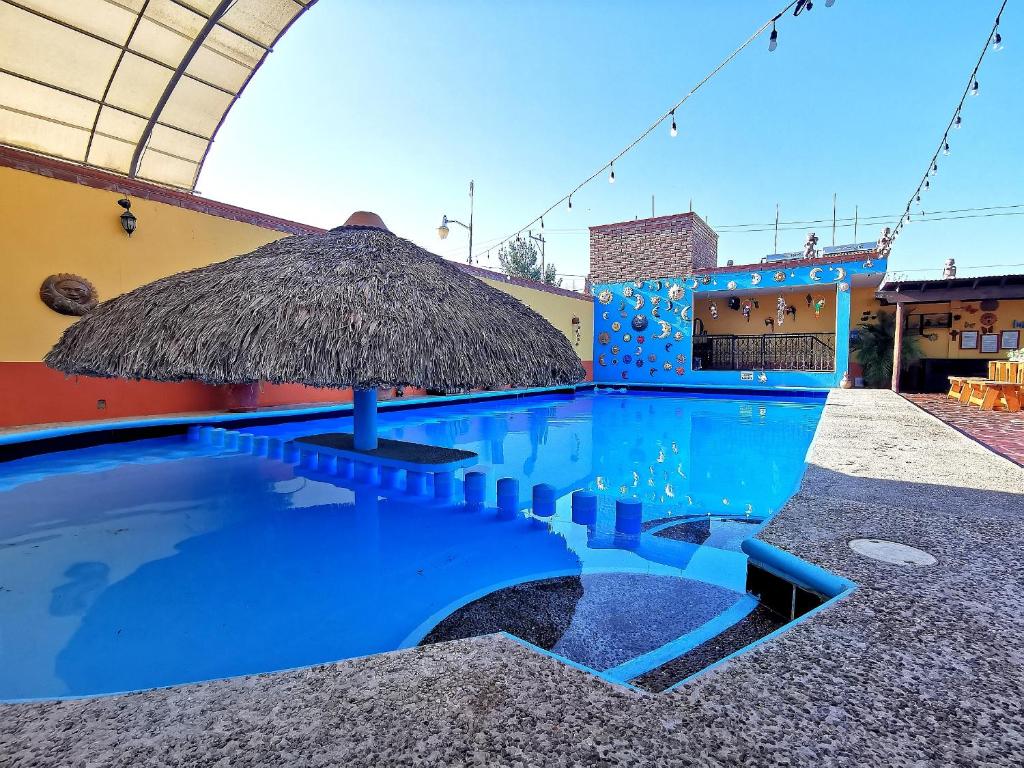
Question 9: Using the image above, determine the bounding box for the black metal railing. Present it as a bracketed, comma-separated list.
[692, 333, 836, 372]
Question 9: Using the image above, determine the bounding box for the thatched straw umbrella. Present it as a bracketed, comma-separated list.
[45, 212, 585, 450]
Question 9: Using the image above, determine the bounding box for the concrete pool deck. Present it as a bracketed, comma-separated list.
[3, 389, 1023, 766]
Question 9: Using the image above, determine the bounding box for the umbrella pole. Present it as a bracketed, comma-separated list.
[353, 388, 378, 451]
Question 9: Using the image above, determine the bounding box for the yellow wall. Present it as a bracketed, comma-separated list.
[0, 166, 290, 361]
[900, 299, 1023, 360]
[694, 288, 838, 334]
[0, 167, 592, 364]
[849, 286, 1024, 360]
[481, 277, 593, 360]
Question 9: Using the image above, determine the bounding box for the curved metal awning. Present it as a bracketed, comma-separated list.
[0, 0, 316, 191]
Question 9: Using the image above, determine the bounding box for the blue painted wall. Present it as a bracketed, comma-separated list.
[592, 256, 887, 390]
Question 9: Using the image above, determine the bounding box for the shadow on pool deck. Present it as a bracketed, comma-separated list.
[2, 390, 1024, 767]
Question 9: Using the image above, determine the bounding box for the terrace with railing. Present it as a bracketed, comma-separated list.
[692, 333, 836, 372]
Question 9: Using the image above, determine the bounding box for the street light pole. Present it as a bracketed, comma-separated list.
[468, 180, 474, 266]
[437, 180, 475, 264]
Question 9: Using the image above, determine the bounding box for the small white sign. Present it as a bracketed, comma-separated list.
[740, 371, 754, 381]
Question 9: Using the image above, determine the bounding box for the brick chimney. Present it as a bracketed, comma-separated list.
[588, 212, 718, 284]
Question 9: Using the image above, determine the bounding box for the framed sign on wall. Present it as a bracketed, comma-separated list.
[980, 334, 1000, 354]
[1000, 330, 1020, 351]
[960, 330, 979, 350]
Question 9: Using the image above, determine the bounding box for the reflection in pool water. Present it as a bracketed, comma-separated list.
[0, 390, 822, 699]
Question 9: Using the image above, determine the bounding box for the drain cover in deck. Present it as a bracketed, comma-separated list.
[849, 539, 936, 566]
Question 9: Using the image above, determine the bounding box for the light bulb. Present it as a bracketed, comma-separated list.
[970, 79, 979, 96]
[930, 162, 938, 176]
[924, 180, 930, 191]
[768, 25, 778, 52]
[916, 194, 921, 203]
[993, 32, 1003, 51]
[670, 111, 678, 137]
[568, 195, 572, 212]
[943, 141, 950, 156]
[609, 164, 615, 184]
[825, 0, 835, 6]
[540, 216, 544, 230]
[954, 113, 962, 129]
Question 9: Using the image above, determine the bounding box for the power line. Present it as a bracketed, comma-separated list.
[509, 203, 1024, 237]
[467, 0, 827, 262]
[885, 0, 1008, 253]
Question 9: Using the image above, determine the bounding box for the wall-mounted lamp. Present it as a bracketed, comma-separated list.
[117, 197, 137, 237]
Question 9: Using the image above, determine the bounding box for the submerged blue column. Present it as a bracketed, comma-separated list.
[571, 490, 598, 525]
[406, 470, 427, 495]
[532, 484, 556, 517]
[380, 466, 401, 488]
[434, 471, 454, 499]
[353, 388, 378, 451]
[464, 471, 486, 507]
[268, 437, 285, 460]
[496, 477, 519, 519]
[616, 499, 643, 534]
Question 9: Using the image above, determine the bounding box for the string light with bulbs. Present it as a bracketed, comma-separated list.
[472, 0, 830, 260]
[886, 1, 1007, 254]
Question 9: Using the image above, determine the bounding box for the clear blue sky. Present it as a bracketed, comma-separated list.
[199, 0, 1022, 286]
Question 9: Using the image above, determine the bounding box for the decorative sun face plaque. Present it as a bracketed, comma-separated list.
[40, 273, 98, 316]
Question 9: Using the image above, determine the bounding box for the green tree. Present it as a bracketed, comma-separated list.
[851, 311, 922, 388]
[497, 238, 561, 286]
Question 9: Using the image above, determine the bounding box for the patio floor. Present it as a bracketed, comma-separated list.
[903, 393, 1024, 467]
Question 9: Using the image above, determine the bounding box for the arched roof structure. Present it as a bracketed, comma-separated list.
[0, 0, 317, 191]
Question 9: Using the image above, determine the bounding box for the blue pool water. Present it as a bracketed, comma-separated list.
[0, 390, 822, 700]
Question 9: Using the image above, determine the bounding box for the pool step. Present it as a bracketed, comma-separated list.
[188, 426, 558, 514]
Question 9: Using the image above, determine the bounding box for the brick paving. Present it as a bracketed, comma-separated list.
[904, 392, 1024, 467]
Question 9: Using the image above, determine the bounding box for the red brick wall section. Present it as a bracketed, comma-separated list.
[588, 212, 718, 284]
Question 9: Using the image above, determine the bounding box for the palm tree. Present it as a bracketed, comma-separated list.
[851, 311, 922, 388]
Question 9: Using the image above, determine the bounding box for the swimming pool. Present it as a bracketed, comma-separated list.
[0, 389, 823, 700]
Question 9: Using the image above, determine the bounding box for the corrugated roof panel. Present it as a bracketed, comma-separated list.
[86, 133, 136, 173]
[158, 76, 233, 136]
[104, 52, 175, 115]
[0, 3, 119, 101]
[135, 147, 199, 189]
[0, 109, 89, 161]
[0, 72, 98, 129]
[220, 0, 303, 48]
[130, 11, 202, 68]
[187, 44, 253, 92]
[94, 106, 148, 145]
[0, 0, 317, 190]
[204, 24, 265, 68]
[148, 123, 208, 162]
[14, 0, 139, 45]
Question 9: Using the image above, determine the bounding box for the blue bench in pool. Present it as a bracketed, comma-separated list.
[292, 432, 479, 497]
